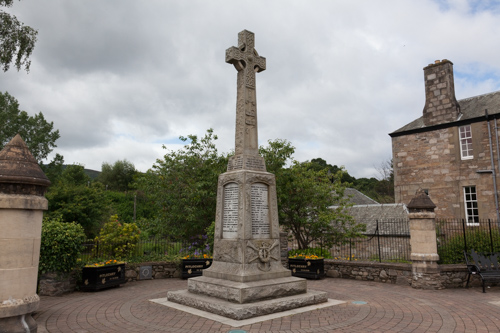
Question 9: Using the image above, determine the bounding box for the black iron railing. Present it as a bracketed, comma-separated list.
[80, 238, 192, 262]
[436, 219, 500, 264]
[288, 219, 411, 263]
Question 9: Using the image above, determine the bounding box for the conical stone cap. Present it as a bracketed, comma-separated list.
[0, 134, 51, 195]
[407, 188, 436, 212]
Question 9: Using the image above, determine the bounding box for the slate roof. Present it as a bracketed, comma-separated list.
[343, 188, 379, 205]
[347, 203, 409, 235]
[391, 90, 500, 135]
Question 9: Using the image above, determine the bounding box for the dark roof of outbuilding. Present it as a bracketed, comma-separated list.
[343, 188, 379, 205]
[347, 203, 409, 235]
[391, 90, 500, 135]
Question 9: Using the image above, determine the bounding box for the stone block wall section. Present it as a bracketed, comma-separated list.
[38, 260, 486, 296]
[392, 120, 499, 220]
[323, 260, 480, 289]
[124, 262, 181, 281]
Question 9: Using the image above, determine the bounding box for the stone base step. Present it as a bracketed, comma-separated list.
[167, 289, 328, 320]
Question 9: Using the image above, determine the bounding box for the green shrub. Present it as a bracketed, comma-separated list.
[438, 229, 500, 264]
[94, 215, 141, 259]
[39, 216, 86, 273]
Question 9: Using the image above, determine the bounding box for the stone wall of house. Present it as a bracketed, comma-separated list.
[323, 260, 480, 289]
[392, 120, 500, 220]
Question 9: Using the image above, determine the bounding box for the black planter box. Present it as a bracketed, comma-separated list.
[288, 258, 324, 279]
[181, 258, 213, 279]
[81, 263, 126, 291]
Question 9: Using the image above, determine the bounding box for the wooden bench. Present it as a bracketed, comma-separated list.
[464, 249, 500, 293]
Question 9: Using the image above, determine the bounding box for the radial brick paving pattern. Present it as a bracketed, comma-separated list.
[34, 278, 500, 332]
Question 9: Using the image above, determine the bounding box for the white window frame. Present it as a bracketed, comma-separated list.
[463, 186, 479, 225]
[459, 125, 473, 160]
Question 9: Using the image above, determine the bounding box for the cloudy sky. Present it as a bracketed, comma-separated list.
[2, 0, 500, 178]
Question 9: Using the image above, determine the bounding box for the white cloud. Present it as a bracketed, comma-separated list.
[2, 0, 500, 177]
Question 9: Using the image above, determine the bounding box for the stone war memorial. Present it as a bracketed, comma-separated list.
[163, 30, 331, 321]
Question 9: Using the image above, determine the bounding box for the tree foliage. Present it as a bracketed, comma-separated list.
[45, 165, 109, 238]
[97, 159, 137, 191]
[260, 140, 365, 249]
[104, 190, 155, 224]
[0, 0, 37, 72]
[310, 157, 395, 203]
[0, 91, 60, 162]
[136, 129, 228, 239]
[40, 153, 64, 184]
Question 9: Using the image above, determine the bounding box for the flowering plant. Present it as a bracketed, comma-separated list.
[289, 253, 322, 259]
[94, 215, 141, 259]
[288, 247, 330, 259]
[84, 259, 125, 267]
[180, 234, 212, 259]
[182, 253, 212, 260]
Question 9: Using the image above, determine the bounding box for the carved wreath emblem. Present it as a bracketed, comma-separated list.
[247, 240, 279, 271]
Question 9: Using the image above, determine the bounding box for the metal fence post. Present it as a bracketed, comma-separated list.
[461, 219, 467, 252]
[488, 219, 494, 253]
[376, 220, 381, 263]
[349, 238, 352, 261]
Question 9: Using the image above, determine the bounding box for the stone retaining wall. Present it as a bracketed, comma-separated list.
[38, 260, 484, 296]
[324, 260, 412, 285]
[124, 262, 181, 281]
[324, 260, 481, 288]
[38, 272, 78, 296]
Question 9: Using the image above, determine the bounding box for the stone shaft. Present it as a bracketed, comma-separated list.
[226, 29, 266, 158]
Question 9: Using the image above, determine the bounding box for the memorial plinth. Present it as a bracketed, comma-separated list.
[167, 29, 327, 320]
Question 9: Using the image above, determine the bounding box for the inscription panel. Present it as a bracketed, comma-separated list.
[227, 156, 244, 171]
[222, 183, 239, 239]
[245, 157, 265, 171]
[251, 183, 270, 238]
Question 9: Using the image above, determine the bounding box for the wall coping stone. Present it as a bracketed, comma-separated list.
[324, 259, 411, 270]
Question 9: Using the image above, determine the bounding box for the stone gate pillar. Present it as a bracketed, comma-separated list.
[407, 189, 442, 289]
[0, 135, 51, 332]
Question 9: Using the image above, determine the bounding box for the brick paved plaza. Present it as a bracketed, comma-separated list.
[34, 278, 500, 333]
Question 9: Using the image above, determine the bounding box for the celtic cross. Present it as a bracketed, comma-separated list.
[226, 30, 266, 156]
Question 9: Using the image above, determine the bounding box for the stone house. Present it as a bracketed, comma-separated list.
[390, 59, 500, 223]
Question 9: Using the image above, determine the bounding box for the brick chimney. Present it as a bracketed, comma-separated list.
[422, 59, 460, 126]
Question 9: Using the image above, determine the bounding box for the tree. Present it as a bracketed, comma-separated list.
[40, 153, 64, 184]
[0, 0, 37, 72]
[275, 161, 365, 249]
[260, 142, 365, 249]
[0, 91, 60, 163]
[374, 159, 394, 202]
[45, 165, 109, 238]
[104, 190, 155, 224]
[310, 158, 356, 184]
[97, 159, 137, 191]
[136, 129, 228, 239]
[259, 138, 295, 174]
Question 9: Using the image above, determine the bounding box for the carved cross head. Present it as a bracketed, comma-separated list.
[226, 30, 266, 89]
